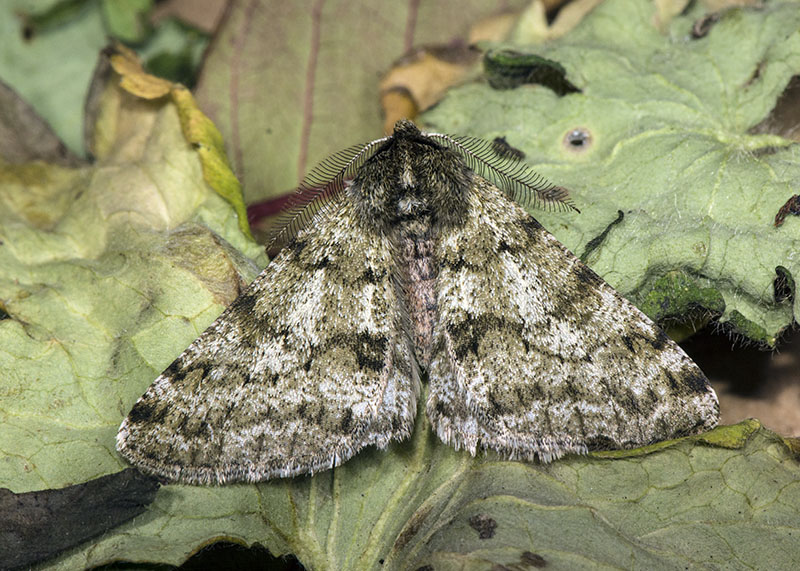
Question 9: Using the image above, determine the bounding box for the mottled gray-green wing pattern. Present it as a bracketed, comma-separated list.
[427, 178, 719, 462]
[117, 200, 417, 484]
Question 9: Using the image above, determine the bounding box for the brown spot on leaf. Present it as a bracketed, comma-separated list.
[492, 136, 526, 160]
[774, 195, 800, 227]
[521, 550, 548, 568]
[468, 513, 497, 539]
[691, 13, 720, 39]
[394, 504, 432, 551]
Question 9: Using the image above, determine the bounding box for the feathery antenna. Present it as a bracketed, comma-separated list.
[430, 133, 579, 212]
[267, 137, 390, 250]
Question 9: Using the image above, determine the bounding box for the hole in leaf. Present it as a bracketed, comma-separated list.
[563, 128, 592, 152]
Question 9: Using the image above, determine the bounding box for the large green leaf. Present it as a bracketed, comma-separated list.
[0, 60, 265, 496]
[422, 0, 800, 347]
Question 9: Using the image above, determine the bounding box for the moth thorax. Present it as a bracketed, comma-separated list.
[398, 216, 437, 369]
[401, 160, 415, 188]
[396, 195, 426, 217]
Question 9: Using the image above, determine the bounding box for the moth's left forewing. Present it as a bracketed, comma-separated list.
[427, 177, 719, 462]
[117, 197, 418, 483]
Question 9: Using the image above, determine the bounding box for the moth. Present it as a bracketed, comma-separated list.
[117, 120, 719, 484]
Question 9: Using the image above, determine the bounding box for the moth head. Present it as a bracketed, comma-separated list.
[347, 120, 473, 228]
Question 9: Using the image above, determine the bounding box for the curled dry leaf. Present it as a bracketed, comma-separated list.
[380, 0, 603, 129]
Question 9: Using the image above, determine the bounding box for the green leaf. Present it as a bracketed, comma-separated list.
[422, 0, 800, 347]
[139, 18, 208, 89]
[0, 56, 265, 497]
[100, 0, 153, 44]
[0, 0, 108, 154]
[1, 1, 208, 156]
[31, 405, 800, 570]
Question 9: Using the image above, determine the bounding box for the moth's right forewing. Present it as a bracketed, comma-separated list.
[117, 199, 418, 484]
[427, 177, 719, 462]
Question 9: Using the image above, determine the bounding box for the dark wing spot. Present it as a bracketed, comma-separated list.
[449, 315, 528, 362]
[621, 335, 635, 352]
[340, 408, 353, 432]
[353, 332, 387, 373]
[290, 238, 307, 256]
[616, 389, 638, 412]
[362, 266, 386, 283]
[314, 332, 388, 373]
[664, 370, 680, 390]
[233, 294, 257, 314]
[127, 399, 166, 424]
[177, 416, 212, 440]
[682, 369, 711, 393]
[573, 261, 605, 288]
[649, 329, 669, 350]
[311, 256, 329, 270]
[520, 216, 544, 238]
[585, 435, 615, 450]
[244, 371, 279, 388]
[160, 356, 194, 383]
